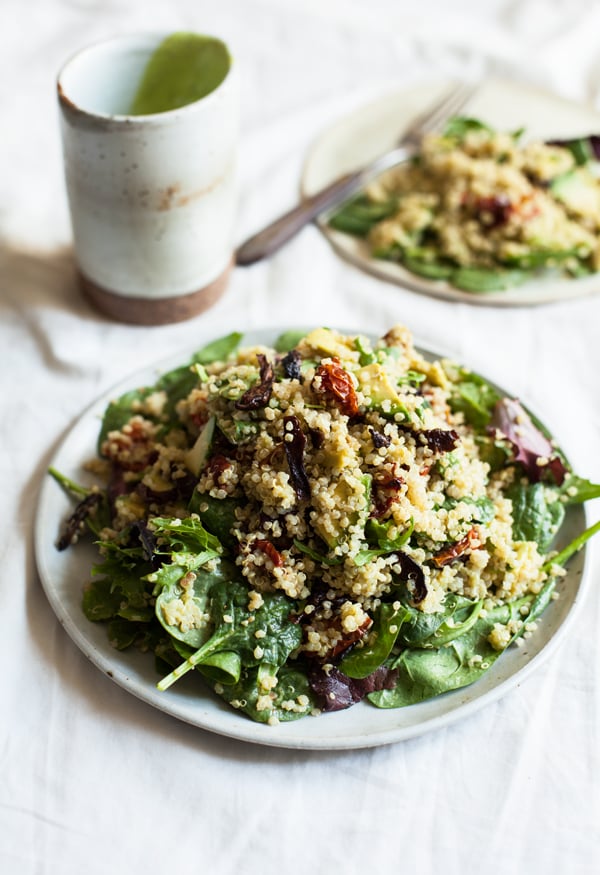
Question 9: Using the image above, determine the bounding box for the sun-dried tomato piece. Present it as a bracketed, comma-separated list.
[254, 539, 284, 568]
[431, 527, 479, 568]
[235, 354, 274, 411]
[283, 415, 311, 501]
[472, 194, 513, 228]
[312, 358, 359, 417]
[328, 616, 373, 660]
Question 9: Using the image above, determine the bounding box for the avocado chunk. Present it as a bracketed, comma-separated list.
[551, 168, 599, 216]
[302, 328, 359, 361]
[184, 416, 216, 476]
[356, 363, 411, 420]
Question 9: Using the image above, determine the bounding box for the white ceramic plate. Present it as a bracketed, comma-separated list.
[35, 327, 590, 749]
[302, 78, 600, 306]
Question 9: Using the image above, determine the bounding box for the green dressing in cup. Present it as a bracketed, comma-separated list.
[130, 32, 231, 115]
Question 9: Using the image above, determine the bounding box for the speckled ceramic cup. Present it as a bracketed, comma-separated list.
[57, 34, 239, 325]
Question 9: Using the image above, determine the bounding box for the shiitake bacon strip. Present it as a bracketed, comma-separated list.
[395, 551, 427, 604]
[283, 415, 311, 501]
[235, 354, 274, 411]
[57, 493, 103, 551]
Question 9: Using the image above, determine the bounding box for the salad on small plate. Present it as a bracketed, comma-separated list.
[36, 325, 599, 747]
[303, 78, 600, 306]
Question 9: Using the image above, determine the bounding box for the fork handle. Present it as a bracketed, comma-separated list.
[235, 169, 364, 266]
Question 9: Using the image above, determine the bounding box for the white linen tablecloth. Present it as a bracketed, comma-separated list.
[2, 1, 599, 872]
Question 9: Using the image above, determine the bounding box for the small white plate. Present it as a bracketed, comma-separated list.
[302, 78, 600, 306]
[35, 327, 590, 749]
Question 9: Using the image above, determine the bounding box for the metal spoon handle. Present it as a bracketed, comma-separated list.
[235, 169, 363, 266]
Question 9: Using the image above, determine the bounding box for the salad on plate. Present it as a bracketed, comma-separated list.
[51, 326, 600, 725]
[329, 118, 600, 293]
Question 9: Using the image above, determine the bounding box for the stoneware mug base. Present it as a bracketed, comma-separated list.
[79, 259, 232, 326]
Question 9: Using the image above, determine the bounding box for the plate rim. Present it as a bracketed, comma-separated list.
[34, 324, 592, 750]
[300, 76, 600, 307]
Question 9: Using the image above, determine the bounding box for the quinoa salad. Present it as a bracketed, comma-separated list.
[51, 326, 600, 725]
[329, 117, 600, 293]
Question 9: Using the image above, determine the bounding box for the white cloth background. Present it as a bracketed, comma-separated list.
[1, 1, 599, 872]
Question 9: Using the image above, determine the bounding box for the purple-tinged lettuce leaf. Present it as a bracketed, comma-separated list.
[308, 665, 398, 712]
[490, 398, 567, 485]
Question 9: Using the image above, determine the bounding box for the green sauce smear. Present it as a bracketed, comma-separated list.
[130, 32, 230, 115]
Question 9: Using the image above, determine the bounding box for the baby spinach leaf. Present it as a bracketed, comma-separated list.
[192, 332, 243, 365]
[189, 494, 239, 550]
[154, 365, 199, 422]
[82, 576, 124, 621]
[97, 388, 156, 450]
[369, 594, 535, 708]
[423, 598, 484, 648]
[448, 370, 501, 429]
[441, 496, 495, 525]
[215, 664, 314, 723]
[397, 593, 478, 647]
[340, 602, 410, 679]
[196, 651, 242, 685]
[443, 116, 494, 141]
[365, 518, 414, 551]
[293, 539, 344, 566]
[452, 267, 529, 292]
[474, 434, 511, 471]
[157, 580, 301, 690]
[154, 569, 214, 649]
[508, 482, 565, 552]
[107, 618, 143, 650]
[329, 195, 397, 237]
[151, 516, 223, 561]
[274, 330, 308, 353]
[560, 475, 600, 504]
[401, 256, 454, 280]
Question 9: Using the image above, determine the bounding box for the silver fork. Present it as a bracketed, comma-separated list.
[235, 81, 478, 266]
